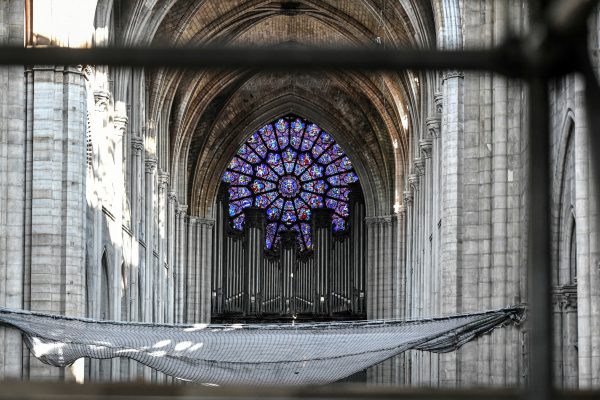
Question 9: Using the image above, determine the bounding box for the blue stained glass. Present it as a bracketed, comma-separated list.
[222, 115, 357, 249]
[300, 192, 324, 208]
[228, 157, 253, 175]
[312, 132, 334, 159]
[266, 197, 284, 220]
[255, 191, 278, 208]
[300, 223, 312, 248]
[229, 198, 252, 216]
[275, 119, 289, 149]
[229, 186, 252, 200]
[260, 124, 279, 151]
[265, 223, 278, 249]
[332, 217, 346, 232]
[281, 147, 297, 173]
[281, 200, 296, 223]
[237, 144, 261, 164]
[290, 119, 304, 149]
[266, 153, 285, 175]
[294, 198, 311, 221]
[303, 180, 327, 194]
[301, 123, 320, 151]
[255, 164, 279, 182]
[334, 201, 349, 217]
[325, 155, 353, 176]
[223, 171, 252, 185]
[250, 179, 276, 194]
[327, 187, 351, 201]
[233, 215, 245, 230]
[325, 198, 338, 210]
[300, 164, 324, 181]
[318, 152, 333, 164]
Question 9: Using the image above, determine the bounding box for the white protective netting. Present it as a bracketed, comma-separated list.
[0, 306, 523, 385]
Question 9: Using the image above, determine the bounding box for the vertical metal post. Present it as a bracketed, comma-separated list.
[528, 76, 553, 400]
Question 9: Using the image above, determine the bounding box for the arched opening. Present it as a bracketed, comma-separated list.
[211, 115, 367, 322]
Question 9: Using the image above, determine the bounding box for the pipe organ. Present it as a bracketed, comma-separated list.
[212, 184, 367, 322]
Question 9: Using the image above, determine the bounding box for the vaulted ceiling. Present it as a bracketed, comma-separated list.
[110, 0, 437, 217]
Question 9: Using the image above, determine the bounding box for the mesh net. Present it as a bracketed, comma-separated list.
[0, 306, 522, 385]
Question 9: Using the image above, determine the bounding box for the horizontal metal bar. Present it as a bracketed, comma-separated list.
[0, 381, 598, 399]
[0, 46, 519, 75]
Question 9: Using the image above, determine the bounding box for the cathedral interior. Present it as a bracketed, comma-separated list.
[0, 0, 600, 398]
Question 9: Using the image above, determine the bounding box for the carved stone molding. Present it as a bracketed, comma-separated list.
[131, 136, 144, 152]
[145, 156, 157, 173]
[364, 215, 396, 226]
[81, 65, 94, 81]
[441, 70, 464, 82]
[114, 115, 128, 136]
[426, 115, 441, 139]
[197, 217, 216, 227]
[552, 284, 578, 312]
[167, 191, 177, 203]
[434, 91, 443, 114]
[419, 138, 433, 159]
[413, 158, 425, 176]
[403, 189, 413, 206]
[158, 171, 170, 190]
[408, 173, 420, 191]
[93, 90, 111, 111]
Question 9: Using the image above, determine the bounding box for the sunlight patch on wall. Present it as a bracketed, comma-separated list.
[32, 0, 97, 47]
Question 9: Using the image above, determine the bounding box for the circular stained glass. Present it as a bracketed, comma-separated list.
[279, 176, 300, 198]
[222, 115, 359, 251]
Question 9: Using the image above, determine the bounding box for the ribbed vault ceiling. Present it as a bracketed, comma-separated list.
[113, 0, 436, 217]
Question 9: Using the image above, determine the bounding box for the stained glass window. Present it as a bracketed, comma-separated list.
[222, 115, 358, 251]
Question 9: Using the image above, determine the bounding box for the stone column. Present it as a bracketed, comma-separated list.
[129, 137, 143, 327]
[440, 69, 464, 387]
[157, 172, 169, 324]
[197, 218, 215, 323]
[176, 204, 187, 323]
[187, 216, 197, 322]
[166, 192, 176, 323]
[312, 208, 333, 315]
[244, 208, 265, 316]
[0, 0, 25, 379]
[143, 157, 157, 322]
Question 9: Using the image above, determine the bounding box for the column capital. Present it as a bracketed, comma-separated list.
[434, 91, 443, 114]
[408, 173, 420, 191]
[441, 69, 464, 82]
[93, 89, 111, 111]
[114, 115, 128, 136]
[413, 158, 425, 176]
[131, 136, 144, 152]
[419, 138, 433, 158]
[364, 215, 396, 226]
[158, 171, 170, 189]
[167, 191, 177, 203]
[145, 156, 157, 173]
[403, 189, 413, 206]
[177, 204, 188, 214]
[197, 217, 215, 227]
[426, 115, 441, 139]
